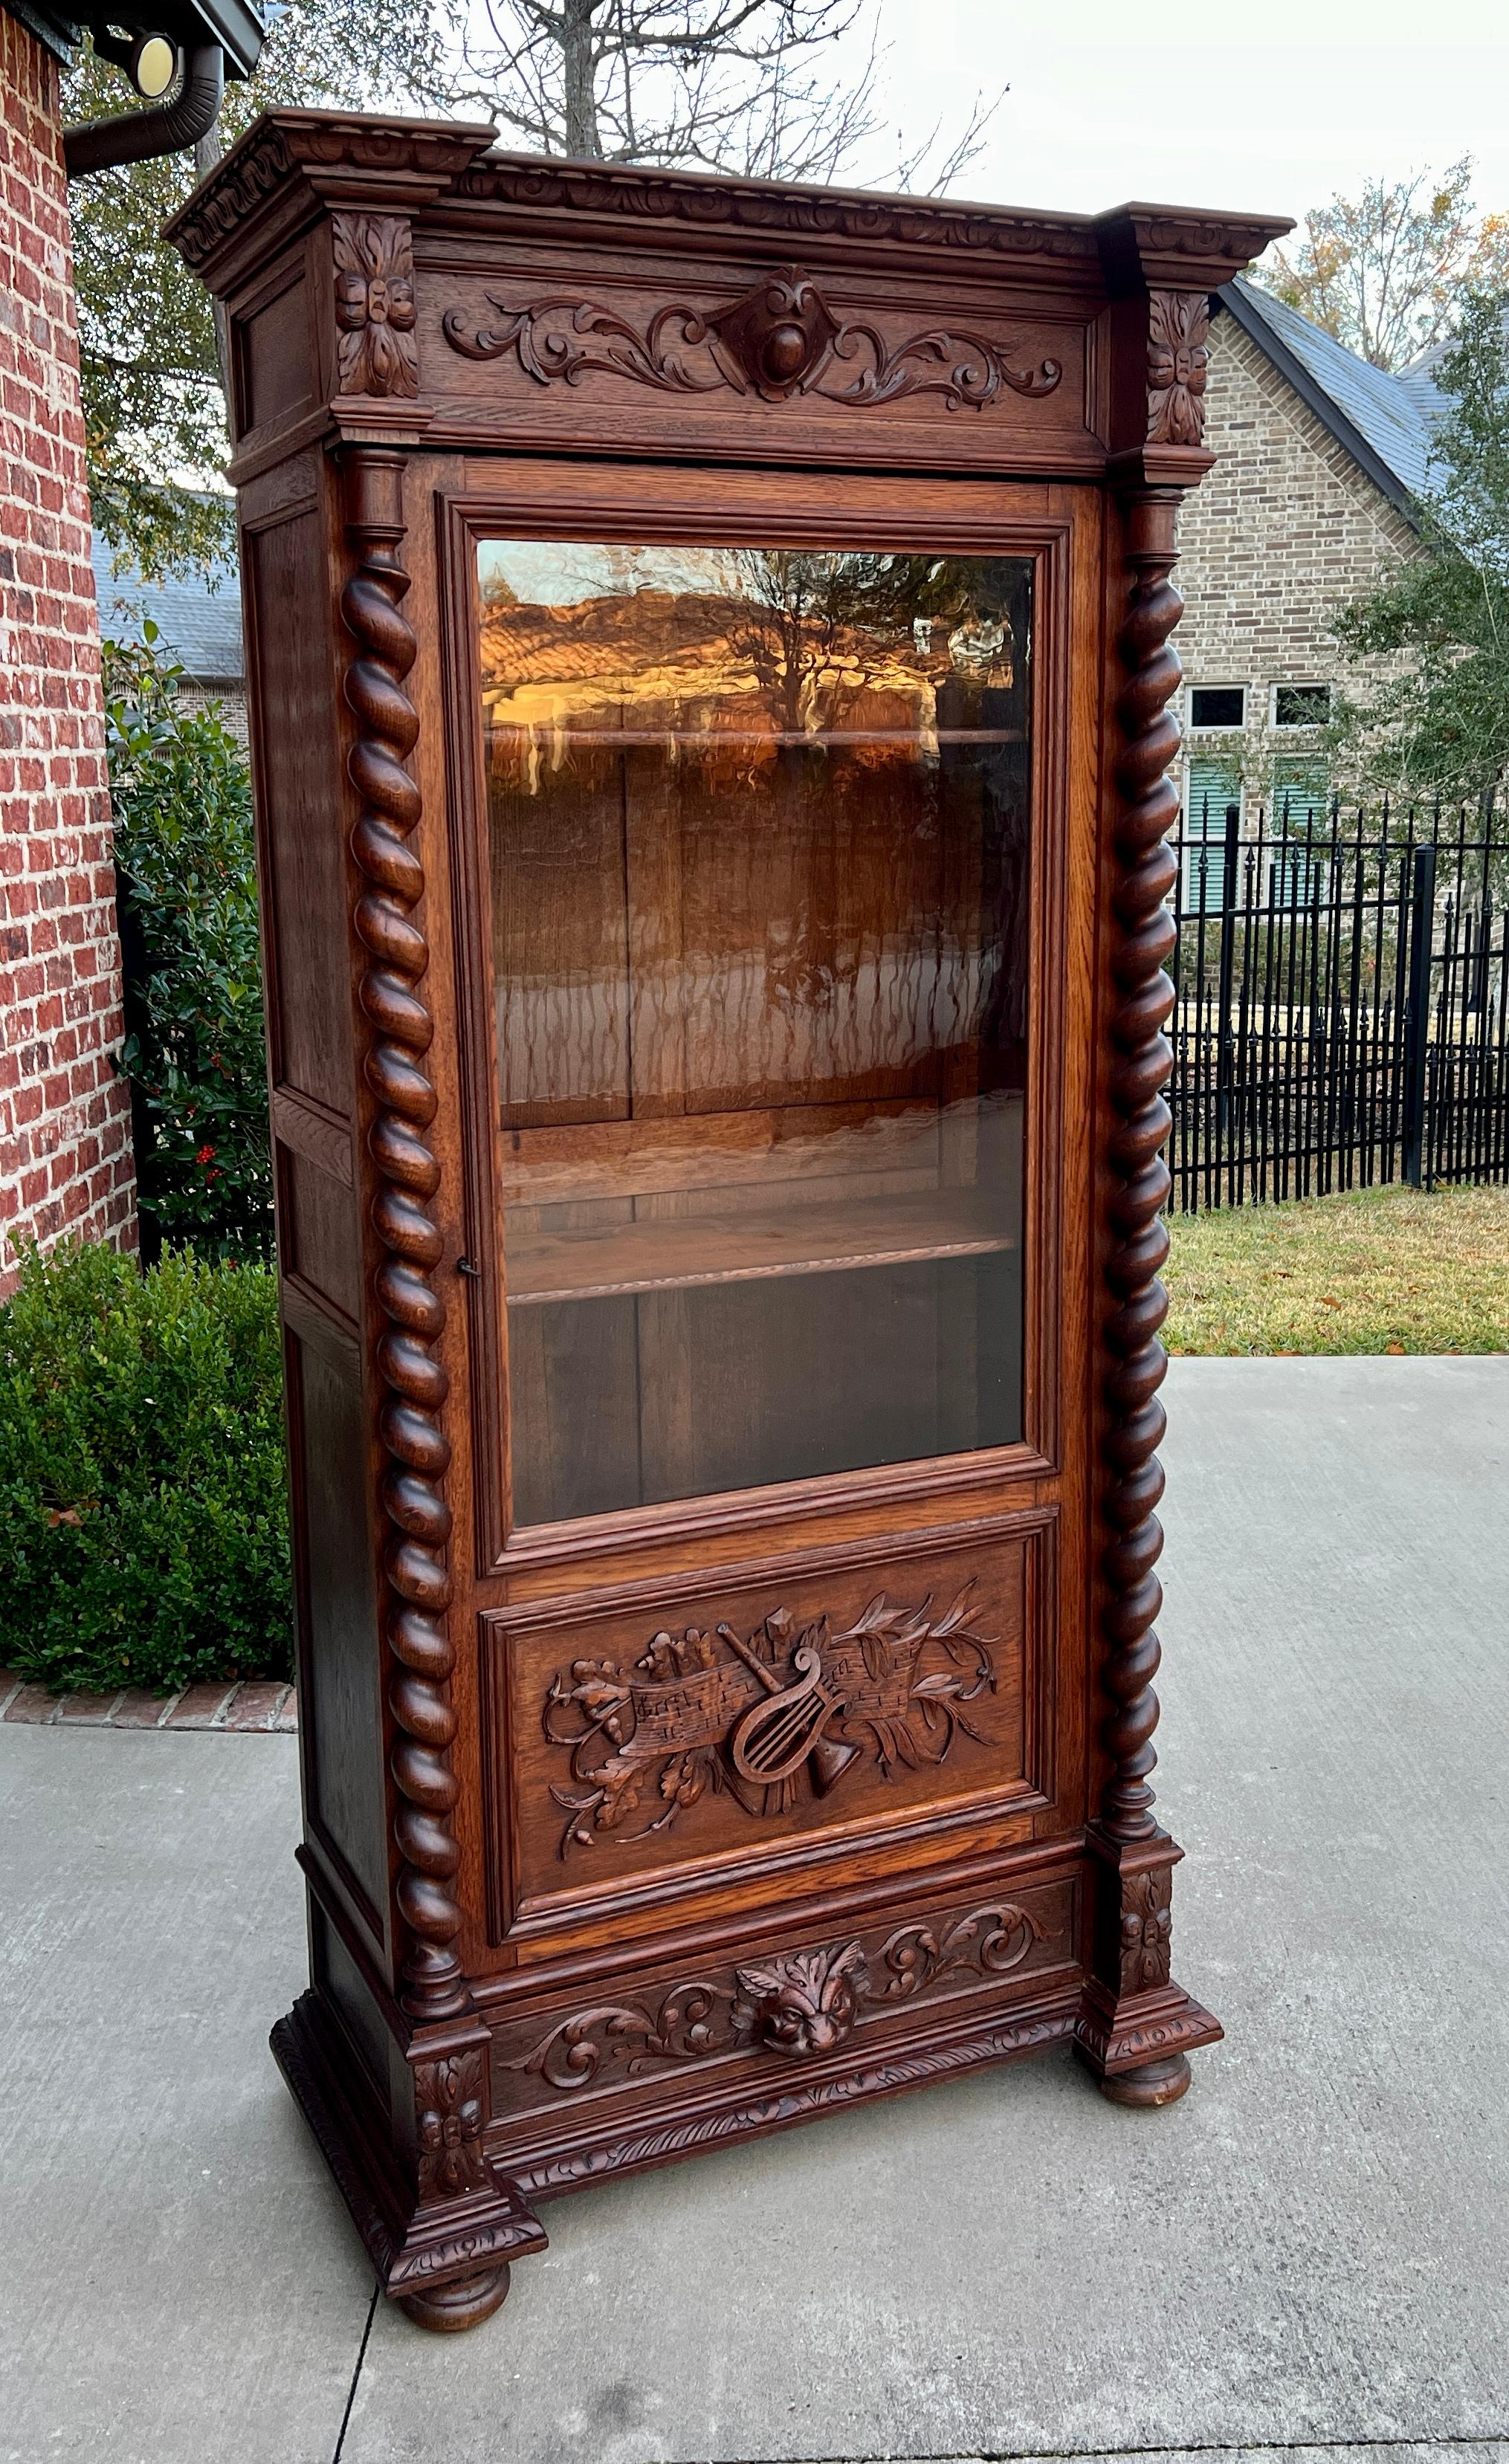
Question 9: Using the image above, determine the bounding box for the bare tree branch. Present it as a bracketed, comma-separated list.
[450, 0, 1001, 190]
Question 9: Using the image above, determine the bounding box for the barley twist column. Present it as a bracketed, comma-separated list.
[341, 447, 468, 2023]
[1102, 484, 1183, 1847]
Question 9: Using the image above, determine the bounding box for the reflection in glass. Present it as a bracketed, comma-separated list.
[479, 541, 1033, 1527]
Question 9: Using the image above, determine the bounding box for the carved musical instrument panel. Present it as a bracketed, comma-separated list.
[483, 1522, 1050, 1947]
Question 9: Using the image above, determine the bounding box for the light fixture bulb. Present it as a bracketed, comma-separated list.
[132, 34, 178, 98]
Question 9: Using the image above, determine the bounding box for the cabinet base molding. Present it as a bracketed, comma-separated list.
[505, 1991, 1082, 2200]
[271, 1993, 548, 2324]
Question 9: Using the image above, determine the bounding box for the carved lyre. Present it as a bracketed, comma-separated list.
[717, 1621, 860, 1795]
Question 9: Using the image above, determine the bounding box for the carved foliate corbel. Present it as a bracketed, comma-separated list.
[1145, 291, 1210, 445]
[333, 213, 419, 398]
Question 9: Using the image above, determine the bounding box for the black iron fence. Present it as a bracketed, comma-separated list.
[1166, 795, 1509, 1210]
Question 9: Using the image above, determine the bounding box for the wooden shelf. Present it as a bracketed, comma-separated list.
[505, 1191, 1015, 1308]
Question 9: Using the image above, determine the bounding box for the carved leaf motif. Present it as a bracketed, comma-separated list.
[413, 2047, 490, 2203]
[1145, 291, 1209, 446]
[332, 213, 419, 399]
[1118, 1866, 1174, 1992]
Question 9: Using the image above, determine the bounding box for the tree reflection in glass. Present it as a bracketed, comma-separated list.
[478, 539, 1033, 1526]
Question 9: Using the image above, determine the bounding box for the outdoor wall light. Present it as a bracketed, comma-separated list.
[89, 24, 181, 94]
[129, 30, 178, 91]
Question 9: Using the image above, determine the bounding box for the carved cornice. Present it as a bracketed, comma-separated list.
[1096, 202, 1293, 295]
[169, 120, 294, 271]
[443, 268, 1062, 412]
[456, 152, 1101, 262]
[166, 111, 498, 282]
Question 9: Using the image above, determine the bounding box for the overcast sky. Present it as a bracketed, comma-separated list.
[853, 0, 1509, 235]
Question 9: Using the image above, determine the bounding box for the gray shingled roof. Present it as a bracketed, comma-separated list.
[1218, 276, 1447, 517]
[91, 534, 245, 685]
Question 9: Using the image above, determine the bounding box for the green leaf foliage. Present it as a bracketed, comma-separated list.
[0, 1242, 291, 1694]
[1331, 291, 1509, 797]
[105, 625, 273, 1258]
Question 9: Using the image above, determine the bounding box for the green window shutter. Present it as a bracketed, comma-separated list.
[1183, 757, 1240, 909]
[1269, 757, 1330, 900]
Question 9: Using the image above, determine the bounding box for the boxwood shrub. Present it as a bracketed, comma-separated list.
[0, 1241, 292, 1695]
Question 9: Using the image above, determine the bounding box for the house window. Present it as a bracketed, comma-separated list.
[1183, 756, 1241, 912]
[1273, 684, 1331, 727]
[1189, 685, 1246, 729]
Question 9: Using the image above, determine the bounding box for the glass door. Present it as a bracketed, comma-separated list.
[476, 540, 1034, 1528]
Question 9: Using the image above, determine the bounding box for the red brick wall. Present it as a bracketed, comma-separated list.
[0, 9, 136, 1293]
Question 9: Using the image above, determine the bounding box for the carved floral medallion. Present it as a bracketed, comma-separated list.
[442, 266, 1062, 412]
[413, 2046, 490, 2202]
[507, 1898, 1047, 2089]
[543, 1582, 998, 1859]
[332, 213, 419, 398]
[1118, 1866, 1174, 1993]
[1145, 290, 1209, 446]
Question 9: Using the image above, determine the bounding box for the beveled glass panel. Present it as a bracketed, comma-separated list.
[478, 541, 1033, 1527]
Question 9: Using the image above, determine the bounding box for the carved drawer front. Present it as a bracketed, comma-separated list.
[488, 1872, 1077, 2132]
[483, 1519, 1053, 1946]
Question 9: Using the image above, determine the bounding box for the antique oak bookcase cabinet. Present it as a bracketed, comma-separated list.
[171, 117, 1286, 2332]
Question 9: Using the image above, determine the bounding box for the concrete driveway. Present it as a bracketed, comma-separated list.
[2, 1358, 1507, 2464]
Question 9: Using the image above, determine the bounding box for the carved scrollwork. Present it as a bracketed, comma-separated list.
[870, 1901, 1044, 1999]
[543, 1582, 998, 1859]
[505, 1896, 1050, 2091]
[514, 1982, 737, 2092]
[442, 268, 1061, 413]
[1145, 291, 1209, 446]
[333, 213, 419, 398]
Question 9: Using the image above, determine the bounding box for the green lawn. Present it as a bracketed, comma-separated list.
[1163, 1181, 1509, 1356]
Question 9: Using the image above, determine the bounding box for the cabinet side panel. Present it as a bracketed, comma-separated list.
[288, 1330, 390, 1936]
[244, 511, 352, 1110]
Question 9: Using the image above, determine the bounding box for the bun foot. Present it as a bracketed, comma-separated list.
[398, 2263, 511, 2332]
[1098, 2053, 1192, 2109]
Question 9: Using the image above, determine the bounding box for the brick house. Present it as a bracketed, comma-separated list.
[1176, 276, 1443, 851]
[0, 0, 260, 1293]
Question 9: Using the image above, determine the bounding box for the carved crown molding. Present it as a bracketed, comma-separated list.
[443, 268, 1062, 412]
[456, 154, 1100, 262]
[166, 111, 497, 279]
[169, 121, 294, 271]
